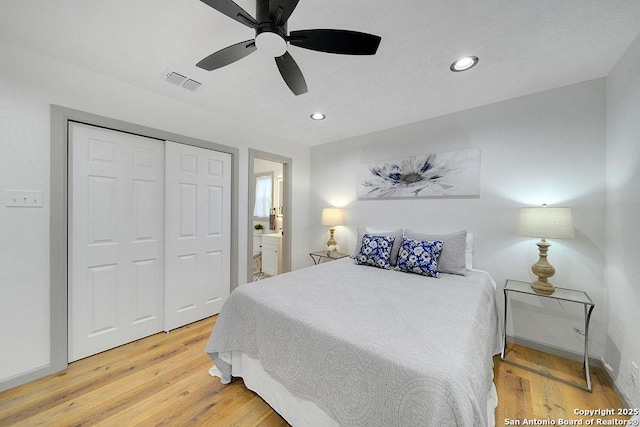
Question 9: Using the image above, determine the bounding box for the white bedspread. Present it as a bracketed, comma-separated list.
[205, 258, 502, 427]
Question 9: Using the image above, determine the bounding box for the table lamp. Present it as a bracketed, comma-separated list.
[518, 205, 574, 295]
[320, 207, 344, 248]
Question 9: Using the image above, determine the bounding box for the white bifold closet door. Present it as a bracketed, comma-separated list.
[164, 141, 231, 332]
[69, 125, 231, 362]
[69, 123, 165, 362]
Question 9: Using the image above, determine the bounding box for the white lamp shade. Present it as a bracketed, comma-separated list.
[320, 208, 345, 226]
[518, 207, 574, 239]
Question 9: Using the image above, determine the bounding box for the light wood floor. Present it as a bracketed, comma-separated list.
[0, 316, 627, 426]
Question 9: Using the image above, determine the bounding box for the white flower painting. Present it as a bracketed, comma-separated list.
[356, 148, 481, 199]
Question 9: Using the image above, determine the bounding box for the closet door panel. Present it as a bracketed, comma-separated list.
[164, 141, 231, 331]
[69, 122, 164, 362]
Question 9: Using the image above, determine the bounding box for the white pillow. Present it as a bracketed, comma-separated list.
[465, 232, 474, 270]
[404, 229, 467, 275]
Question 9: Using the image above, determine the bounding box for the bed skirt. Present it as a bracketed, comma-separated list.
[209, 351, 498, 427]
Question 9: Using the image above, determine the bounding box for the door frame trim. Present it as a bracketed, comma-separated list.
[45, 105, 239, 381]
[248, 149, 292, 283]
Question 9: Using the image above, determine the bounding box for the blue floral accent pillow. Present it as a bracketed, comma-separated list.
[395, 238, 443, 277]
[354, 234, 395, 269]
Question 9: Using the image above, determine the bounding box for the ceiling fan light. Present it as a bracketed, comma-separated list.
[255, 31, 287, 57]
[450, 56, 479, 72]
[310, 112, 326, 120]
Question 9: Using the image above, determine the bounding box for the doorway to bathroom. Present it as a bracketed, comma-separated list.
[248, 149, 292, 283]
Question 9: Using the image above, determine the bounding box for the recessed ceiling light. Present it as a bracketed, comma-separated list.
[310, 112, 326, 120]
[450, 56, 479, 72]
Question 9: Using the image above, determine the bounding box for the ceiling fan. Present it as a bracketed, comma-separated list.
[196, 0, 382, 95]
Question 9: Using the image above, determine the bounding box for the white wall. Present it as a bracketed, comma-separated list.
[605, 32, 640, 406]
[0, 40, 310, 385]
[310, 79, 607, 358]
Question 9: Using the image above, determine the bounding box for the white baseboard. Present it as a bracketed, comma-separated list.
[0, 362, 61, 393]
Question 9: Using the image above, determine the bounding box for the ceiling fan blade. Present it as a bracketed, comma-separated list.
[275, 52, 308, 96]
[289, 29, 381, 55]
[196, 39, 257, 71]
[200, 0, 257, 28]
[269, 0, 300, 26]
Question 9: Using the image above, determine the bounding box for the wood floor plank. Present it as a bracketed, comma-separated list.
[493, 363, 533, 421]
[0, 317, 629, 427]
[0, 343, 191, 424]
[101, 362, 221, 426]
[24, 355, 209, 426]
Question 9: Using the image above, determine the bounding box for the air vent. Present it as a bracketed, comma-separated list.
[163, 70, 204, 92]
[182, 79, 202, 92]
[165, 71, 187, 86]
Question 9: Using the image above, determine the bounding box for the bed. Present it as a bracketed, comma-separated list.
[205, 230, 502, 427]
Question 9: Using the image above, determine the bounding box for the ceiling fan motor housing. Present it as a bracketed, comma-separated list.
[254, 0, 288, 57]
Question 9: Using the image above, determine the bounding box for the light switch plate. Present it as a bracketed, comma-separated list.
[5, 190, 44, 207]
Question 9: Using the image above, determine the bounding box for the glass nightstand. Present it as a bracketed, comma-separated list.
[309, 251, 350, 265]
[501, 279, 595, 392]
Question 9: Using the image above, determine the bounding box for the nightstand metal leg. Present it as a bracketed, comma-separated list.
[501, 288, 508, 360]
[583, 303, 595, 392]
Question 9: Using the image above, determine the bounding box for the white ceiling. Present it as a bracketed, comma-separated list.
[1, 0, 640, 146]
